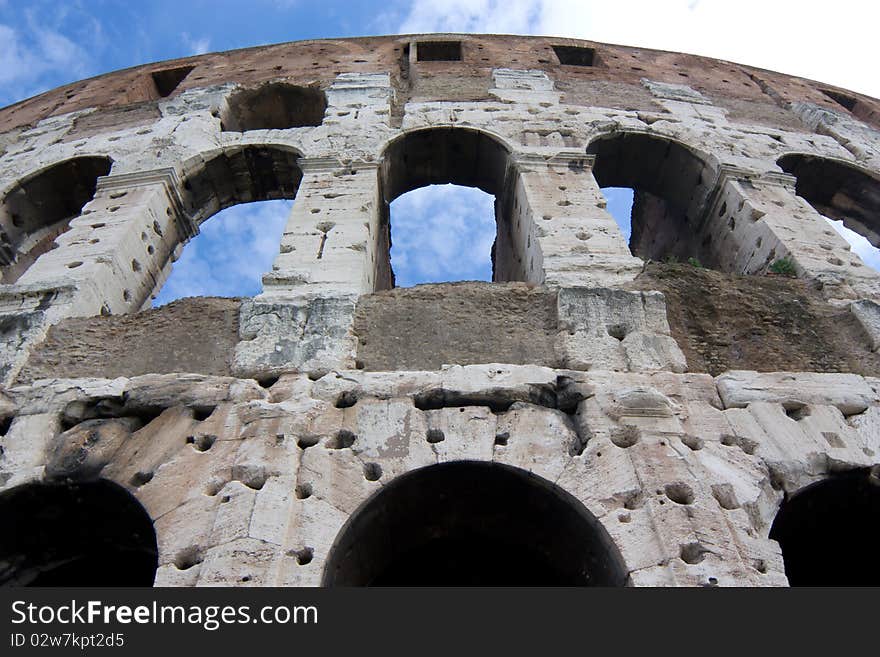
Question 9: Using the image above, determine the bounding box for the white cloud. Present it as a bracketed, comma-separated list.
[181, 32, 210, 56]
[153, 200, 292, 305]
[390, 185, 496, 286]
[396, 0, 879, 97]
[0, 20, 91, 102]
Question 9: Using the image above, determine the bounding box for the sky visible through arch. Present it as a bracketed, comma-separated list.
[0, 1, 877, 301]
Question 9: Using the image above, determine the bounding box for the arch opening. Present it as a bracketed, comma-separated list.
[221, 83, 327, 132]
[778, 154, 880, 271]
[588, 133, 717, 266]
[151, 146, 302, 305]
[769, 469, 880, 586]
[0, 479, 158, 586]
[377, 128, 532, 289]
[322, 461, 628, 586]
[0, 156, 112, 284]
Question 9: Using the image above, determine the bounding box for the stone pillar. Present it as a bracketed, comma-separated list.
[233, 159, 381, 379]
[697, 168, 880, 300]
[515, 152, 643, 288]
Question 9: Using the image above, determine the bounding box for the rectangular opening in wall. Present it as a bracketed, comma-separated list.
[151, 65, 195, 98]
[552, 45, 595, 66]
[819, 88, 857, 112]
[416, 41, 462, 62]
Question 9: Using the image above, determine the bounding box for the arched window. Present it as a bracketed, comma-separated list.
[0, 156, 111, 284]
[769, 470, 880, 586]
[322, 461, 628, 586]
[587, 132, 717, 266]
[376, 128, 534, 288]
[0, 479, 158, 586]
[777, 154, 880, 271]
[152, 145, 302, 305]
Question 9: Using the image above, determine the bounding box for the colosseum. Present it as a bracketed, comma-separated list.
[0, 33, 877, 587]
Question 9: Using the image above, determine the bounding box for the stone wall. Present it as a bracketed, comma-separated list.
[0, 34, 879, 587]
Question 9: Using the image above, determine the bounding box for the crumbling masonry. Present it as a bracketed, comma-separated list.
[0, 35, 878, 586]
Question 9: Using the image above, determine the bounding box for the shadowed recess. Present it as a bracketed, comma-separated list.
[778, 154, 880, 250]
[0, 156, 112, 284]
[769, 469, 880, 586]
[221, 82, 327, 131]
[0, 479, 158, 586]
[322, 461, 628, 586]
[588, 132, 716, 265]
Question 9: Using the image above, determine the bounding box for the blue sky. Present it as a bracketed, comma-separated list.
[0, 1, 877, 302]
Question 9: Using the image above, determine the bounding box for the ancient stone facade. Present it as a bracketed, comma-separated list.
[0, 34, 878, 587]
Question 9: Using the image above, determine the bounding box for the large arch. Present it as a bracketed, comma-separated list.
[322, 461, 628, 586]
[587, 131, 720, 265]
[0, 479, 158, 586]
[180, 145, 303, 225]
[0, 156, 112, 284]
[375, 127, 531, 289]
[769, 469, 880, 586]
[777, 153, 880, 248]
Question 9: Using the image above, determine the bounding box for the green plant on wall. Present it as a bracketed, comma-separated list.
[769, 257, 797, 277]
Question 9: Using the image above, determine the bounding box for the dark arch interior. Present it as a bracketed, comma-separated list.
[0, 479, 158, 586]
[376, 128, 523, 289]
[778, 154, 880, 248]
[587, 133, 716, 264]
[221, 83, 327, 132]
[322, 461, 628, 586]
[181, 146, 303, 224]
[0, 156, 112, 283]
[769, 469, 880, 586]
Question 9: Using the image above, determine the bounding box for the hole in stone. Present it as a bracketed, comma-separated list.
[129, 471, 153, 487]
[257, 376, 279, 389]
[174, 546, 203, 570]
[494, 432, 509, 446]
[0, 416, 13, 436]
[222, 83, 327, 130]
[295, 547, 314, 565]
[151, 65, 194, 98]
[664, 483, 695, 505]
[606, 324, 628, 340]
[334, 391, 359, 408]
[680, 542, 707, 564]
[416, 41, 462, 62]
[426, 428, 445, 444]
[552, 45, 595, 66]
[819, 88, 857, 112]
[192, 406, 215, 422]
[681, 434, 703, 450]
[297, 435, 319, 450]
[363, 463, 383, 481]
[327, 430, 356, 450]
[711, 483, 740, 510]
[322, 461, 628, 586]
[187, 434, 216, 452]
[785, 405, 810, 421]
[610, 426, 639, 448]
[295, 483, 313, 500]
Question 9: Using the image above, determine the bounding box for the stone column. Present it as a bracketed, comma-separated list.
[696, 168, 880, 300]
[515, 152, 643, 288]
[233, 159, 381, 379]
